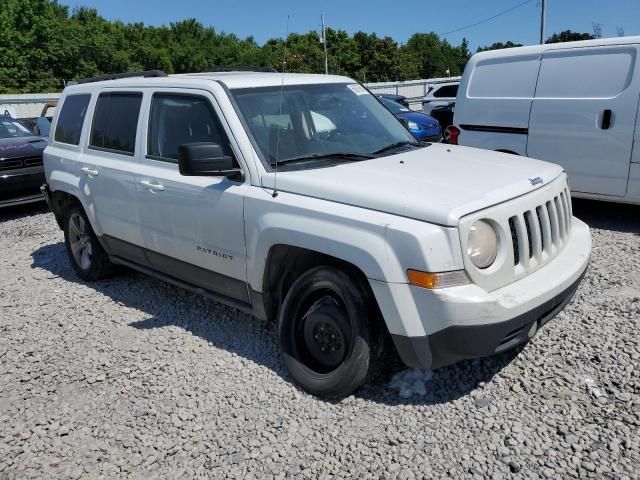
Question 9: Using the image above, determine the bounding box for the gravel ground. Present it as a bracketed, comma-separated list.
[0, 200, 639, 479]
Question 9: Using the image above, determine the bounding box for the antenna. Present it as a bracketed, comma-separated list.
[273, 15, 290, 199]
[321, 14, 329, 75]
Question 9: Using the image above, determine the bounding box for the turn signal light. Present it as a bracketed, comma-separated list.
[407, 269, 470, 289]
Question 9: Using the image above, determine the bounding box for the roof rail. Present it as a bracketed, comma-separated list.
[208, 65, 278, 73]
[73, 70, 168, 85]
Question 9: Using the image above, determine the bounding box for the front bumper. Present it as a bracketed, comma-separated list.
[374, 217, 591, 369]
[0, 167, 45, 208]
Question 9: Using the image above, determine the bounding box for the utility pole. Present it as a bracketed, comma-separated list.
[321, 14, 328, 75]
[540, 0, 547, 44]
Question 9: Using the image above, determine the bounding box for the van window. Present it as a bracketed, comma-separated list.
[147, 94, 232, 162]
[536, 48, 635, 99]
[433, 85, 458, 98]
[90, 93, 142, 155]
[54, 94, 91, 145]
[468, 55, 540, 99]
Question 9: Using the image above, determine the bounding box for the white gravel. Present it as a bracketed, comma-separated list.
[0, 200, 639, 479]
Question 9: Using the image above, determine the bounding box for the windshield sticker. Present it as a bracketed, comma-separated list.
[347, 84, 367, 95]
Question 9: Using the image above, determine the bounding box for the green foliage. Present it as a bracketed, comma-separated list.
[545, 30, 595, 44]
[11, 1, 600, 93]
[0, 0, 475, 93]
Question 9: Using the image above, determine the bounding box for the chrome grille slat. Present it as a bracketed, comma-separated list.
[546, 200, 560, 246]
[554, 196, 566, 239]
[504, 181, 572, 279]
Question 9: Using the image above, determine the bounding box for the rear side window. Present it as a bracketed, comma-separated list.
[90, 93, 142, 155]
[54, 94, 90, 145]
[433, 85, 458, 98]
[536, 47, 635, 99]
[468, 55, 541, 99]
[147, 94, 232, 162]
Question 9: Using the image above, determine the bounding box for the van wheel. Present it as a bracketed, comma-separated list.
[278, 266, 382, 400]
[63, 205, 114, 281]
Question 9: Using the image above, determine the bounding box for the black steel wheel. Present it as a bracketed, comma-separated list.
[278, 266, 382, 399]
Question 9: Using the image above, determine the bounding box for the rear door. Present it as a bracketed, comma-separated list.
[82, 91, 146, 261]
[527, 45, 640, 196]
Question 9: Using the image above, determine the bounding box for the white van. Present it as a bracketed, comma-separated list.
[451, 37, 640, 204]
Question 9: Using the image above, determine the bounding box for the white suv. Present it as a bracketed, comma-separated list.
[42, 70, 591, 399]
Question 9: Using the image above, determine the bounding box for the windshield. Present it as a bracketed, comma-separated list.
[0, 117, 35, 139]
[231, 83, 418, 169]
[380, 97, 410, 114]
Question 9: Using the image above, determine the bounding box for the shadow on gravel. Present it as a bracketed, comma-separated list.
[572, 198, 640, 234]
[0, 201, 48, 223]
[32, 240, 521, 406]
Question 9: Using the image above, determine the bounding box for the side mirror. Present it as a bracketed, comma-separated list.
[177, 142, 241, 178]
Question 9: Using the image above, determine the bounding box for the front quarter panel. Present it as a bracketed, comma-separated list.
[244, 187, 464, 290]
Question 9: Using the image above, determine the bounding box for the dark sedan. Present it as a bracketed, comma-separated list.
[0, 115, 47, 208]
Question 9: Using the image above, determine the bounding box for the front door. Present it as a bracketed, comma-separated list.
[135, 90, 249, 302]
[527, 45, 640, 196]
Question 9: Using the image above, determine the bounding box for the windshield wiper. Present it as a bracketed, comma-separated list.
[271, 152, 374, 166]
[372, 141, 421, 155]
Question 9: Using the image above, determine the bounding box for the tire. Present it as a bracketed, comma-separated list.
[63, 204, 114, 281]
[278, 266, 383, 400]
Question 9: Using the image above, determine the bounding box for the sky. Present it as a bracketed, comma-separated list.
[59, 0, 640, 51]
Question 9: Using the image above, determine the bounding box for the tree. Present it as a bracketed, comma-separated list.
[546, 30, 594, 44]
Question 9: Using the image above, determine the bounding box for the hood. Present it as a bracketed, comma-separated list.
[0, 136, 47, 159]
[263, 144, 564, 226]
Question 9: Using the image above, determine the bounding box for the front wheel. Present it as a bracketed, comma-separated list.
[278, 266, 382, 399]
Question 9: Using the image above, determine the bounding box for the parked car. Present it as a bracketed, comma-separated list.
[376, 93, 409, 108]
[451, 36, 640, 205]
[16, 117, 51, 137]
[421, 81, 459, 115]
[430, 101, 455, 133]
[379, 96, 442, 142]
[0, 115, 47, 207]
[43, 70, 591, 399]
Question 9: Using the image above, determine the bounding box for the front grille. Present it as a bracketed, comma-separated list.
[507, 186, 572, 271]
[0, 156, 43, 171]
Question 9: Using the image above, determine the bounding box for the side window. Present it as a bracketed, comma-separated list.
[536, 48, 635, 99]
[89, 93, 142, 155]
[147, 94, 233, 162]
[54, 94, 91, 145]
[433, 85, 458, 98]
[468, 55, 541, 99]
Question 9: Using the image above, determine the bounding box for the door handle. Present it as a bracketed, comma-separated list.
[601, 109, 612, 130]
[139, 180, 165, 192]
[81, 167, 99, 177]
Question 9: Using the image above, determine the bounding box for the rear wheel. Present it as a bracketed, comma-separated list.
[63, 205, 114, 281]
[278, 266, 382, 399]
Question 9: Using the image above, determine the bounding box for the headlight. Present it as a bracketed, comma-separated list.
[407, 120, 419, 131]
[467, 220, 498, 269]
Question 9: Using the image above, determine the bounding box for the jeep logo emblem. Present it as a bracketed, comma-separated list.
[529, 177, 543, 186]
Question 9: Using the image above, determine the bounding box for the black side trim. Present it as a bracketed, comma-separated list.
[110, 255, 253, 316]
[99, 234, 251, 307]
[459, 124, 528, 135]
[391, 265, 587, 370]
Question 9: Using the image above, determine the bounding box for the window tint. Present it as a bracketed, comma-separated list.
[433, 85, 458, 98]
[54, 94, 90, 145]
[536, 48, 635, 99]
[147, 94, 232, 161]
[90, 93, 142, 155]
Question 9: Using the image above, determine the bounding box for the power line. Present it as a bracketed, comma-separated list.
[440, 0, 534, 36]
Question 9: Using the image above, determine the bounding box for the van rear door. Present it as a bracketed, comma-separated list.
[527, 45, 640, 197]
